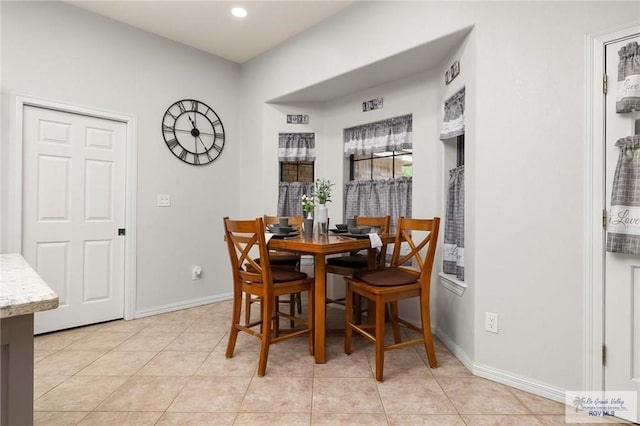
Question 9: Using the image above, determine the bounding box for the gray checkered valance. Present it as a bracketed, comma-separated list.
[440, 87, 465, 140]
[278, 133, 315, 162]
[617, 42, 640, 113]
[343, 115, 412, 157]
[607, 136, 640, 254]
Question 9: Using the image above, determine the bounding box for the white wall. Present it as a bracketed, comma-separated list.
[240, 1, 638, 394]
[434, 33, 476, 364]
[0, 2, 241, 313]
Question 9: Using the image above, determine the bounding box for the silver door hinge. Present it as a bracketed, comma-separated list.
[603, 73, 608, 95]
[602, 209, 607, 230]
[602, 345, 607, 366]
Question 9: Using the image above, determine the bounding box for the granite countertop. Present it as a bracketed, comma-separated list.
[1, 254, 58, 318]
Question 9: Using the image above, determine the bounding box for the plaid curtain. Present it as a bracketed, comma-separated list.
[344, 177, 412, 233]
[278, 182, 314, 217]
[278, 133, 315, 161]
[617, 42, 640, 113]
[443, 165, 464, 280]
[343, 115, 412, 157]
[440, 87, 465, 140]
[607, 136, 640, 254]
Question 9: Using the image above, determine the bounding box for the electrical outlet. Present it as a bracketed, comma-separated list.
[485, 312, 499, 333]
[192, 265, 202, 280]
[157, 194, 171, 207]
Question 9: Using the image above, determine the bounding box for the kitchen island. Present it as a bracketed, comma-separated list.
[1, 254, 58, 426]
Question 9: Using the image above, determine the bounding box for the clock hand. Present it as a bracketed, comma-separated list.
[197, 135, 208, 151]
[187, 113, 197, 130]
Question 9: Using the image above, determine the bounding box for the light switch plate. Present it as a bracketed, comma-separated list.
[157, 194, 171, 207]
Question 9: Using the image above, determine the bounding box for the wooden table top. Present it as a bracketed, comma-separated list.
[268, 233, 392, 255]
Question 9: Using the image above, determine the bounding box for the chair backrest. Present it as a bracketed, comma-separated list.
[355, 215, 391, 234]
[389, 217, 440, 285]
[263, 215, 303, 231]
[223, 217, 273, 295]
[356, 215, 391, 267]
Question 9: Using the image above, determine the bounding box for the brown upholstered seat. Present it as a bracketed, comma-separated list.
[223, 216, 314, 377]
[352, 266, 419, 287]
[345, 216, 440, 381]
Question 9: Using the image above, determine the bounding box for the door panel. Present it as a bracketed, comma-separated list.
[604, 32, 640, 423]
[23, 105, 126, 334]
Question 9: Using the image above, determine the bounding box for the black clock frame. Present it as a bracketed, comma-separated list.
[162, 99, 225, 166]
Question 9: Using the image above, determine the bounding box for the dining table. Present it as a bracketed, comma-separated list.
[268, 231, 391, 364]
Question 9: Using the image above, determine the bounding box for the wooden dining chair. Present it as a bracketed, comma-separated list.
[344, 216, 440, 381]
[223, 216, 314, 376]
[326, 215, 391, 321]
[244, 215, 303, 327]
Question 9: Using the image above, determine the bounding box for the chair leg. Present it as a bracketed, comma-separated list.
[226, 290, 243, 358]
[244, 295, 251, 325]
[389, 301, 402, 344]
[297, 292, 303, 314]
[344, 282, 353, 355]
[354, 294, 362, 325]
[273, 297, 280, 337]
[289, 294, 296, 328]
[374, 295, 386, 381]
[420, 293, 438, 368]
[257, 294, 273, 377]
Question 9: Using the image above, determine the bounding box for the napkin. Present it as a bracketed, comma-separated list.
[264, 233, 274, 244]
[368, 232, 382, 249]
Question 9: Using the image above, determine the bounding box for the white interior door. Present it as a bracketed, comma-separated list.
[22, 105, 126, 334]
[604, 31, 640, 424]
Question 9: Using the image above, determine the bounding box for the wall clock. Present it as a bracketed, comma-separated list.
[162, 99, 225, 165]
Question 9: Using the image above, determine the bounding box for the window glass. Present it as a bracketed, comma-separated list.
[280, 161, 314, 183]
[350, 151, 412, 181]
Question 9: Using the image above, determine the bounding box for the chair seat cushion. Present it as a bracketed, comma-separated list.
[272, 269, 308, 283]
[326, 255, 368, 268]
[353, 267, 418, 287]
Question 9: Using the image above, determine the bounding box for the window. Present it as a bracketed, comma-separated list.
[350, 150, 412, 181]
[280, 161, 314, 183]
[277, 133, 315, 217]
[343, 115, 413, 233]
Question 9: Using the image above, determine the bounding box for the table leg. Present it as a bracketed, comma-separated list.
[314, 253, 326, 363]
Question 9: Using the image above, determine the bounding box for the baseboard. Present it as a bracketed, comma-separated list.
[473, 363, 567, 404]
[434, 326, 474, 373]
[134, 293, 233, 319]
[434, 327, 567, 405]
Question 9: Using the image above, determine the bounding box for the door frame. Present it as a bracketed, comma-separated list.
[8, 94, 138, 320]
[585, 22, 639, 394]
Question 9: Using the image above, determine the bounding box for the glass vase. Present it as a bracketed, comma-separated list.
[316, 204, 329, 235]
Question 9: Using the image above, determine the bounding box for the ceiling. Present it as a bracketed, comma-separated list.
[66, 1, 356, 64]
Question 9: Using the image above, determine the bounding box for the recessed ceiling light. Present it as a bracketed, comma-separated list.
[231, 7, 247, 18]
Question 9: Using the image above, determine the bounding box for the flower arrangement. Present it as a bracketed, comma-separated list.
[301, 193, 315, 213]
[314, 178, 334, 205]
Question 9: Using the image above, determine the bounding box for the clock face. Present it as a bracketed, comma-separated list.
[162, 99, 225, 165]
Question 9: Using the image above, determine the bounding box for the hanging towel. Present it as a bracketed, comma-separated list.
[616, 41, 640, 113]
[607, 136, 640, 254]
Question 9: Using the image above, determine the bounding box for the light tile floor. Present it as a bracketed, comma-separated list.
[33, 301, 624, 425]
